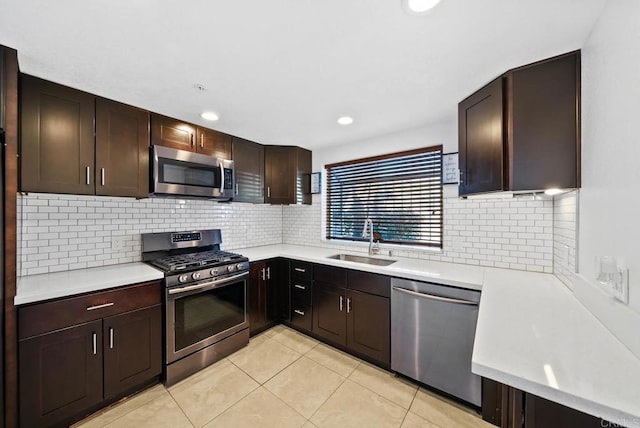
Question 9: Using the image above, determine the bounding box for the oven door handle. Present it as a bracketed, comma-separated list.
[168, 272, 247, 295]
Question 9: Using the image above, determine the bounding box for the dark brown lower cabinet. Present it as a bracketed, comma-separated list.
[482, 379, 616, 428]
[19, 320, 103, 428]
[249, 259, 286, 335]
[524, 394, 608, 428]
[312, 270, 390, 367]
[312, 284, 345, 344]
[18, 282, 162, 427]
[345, 290, 390, 365]
[103, 306, 162, 399]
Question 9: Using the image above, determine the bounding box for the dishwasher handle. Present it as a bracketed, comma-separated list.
[392, 286, 479, 306]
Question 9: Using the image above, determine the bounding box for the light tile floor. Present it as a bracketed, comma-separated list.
[75, 325, 493, 428]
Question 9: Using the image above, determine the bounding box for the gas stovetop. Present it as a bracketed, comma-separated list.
[141, 230, 250, 286]
[149, 250, 247, 273]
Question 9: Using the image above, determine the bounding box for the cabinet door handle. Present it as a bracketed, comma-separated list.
[294, 309, 305, 316]
[261, 268, 266, 281]
[267, 186, 271, 198]
[459, 170, 464, 186]
[191, 133, 195, 146]
[86, 166, 90, 185]
[200, 134, 204, 148]
[109, 327, 114, 349]
[235, 183, 239, 195]
[266, 267, 271, 280]
[339, 295, 344, 311]
[294, 284, 306, 290]
[92, 332, 97, 355]
[294, 267, 306, 273]
[86, 302, 114, 311]
[346, 297, 351, 314]
[101, 168, 105, 186]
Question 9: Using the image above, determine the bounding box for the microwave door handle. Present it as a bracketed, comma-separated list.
[219, 163, 225, 193]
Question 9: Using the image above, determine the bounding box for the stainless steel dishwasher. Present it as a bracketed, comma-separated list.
[391, 278, 481, 407]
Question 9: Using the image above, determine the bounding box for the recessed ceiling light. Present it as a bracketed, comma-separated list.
[402, 0, 441, 14]
[337, 116, 354, 126]
[201, 111, 219, 121]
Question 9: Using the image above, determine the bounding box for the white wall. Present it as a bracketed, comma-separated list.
[577, 0, 640, 357]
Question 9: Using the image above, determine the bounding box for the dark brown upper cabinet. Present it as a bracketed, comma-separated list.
[95, 98, 150, 198]
[20, 75, 95, 195]
[265, 145, 311, 205]
[232, 137, 265, 203]
[197, 127, 232, 159]
[458, 51, 580, 196]
[20, 75, 150, 198]
[151, 114, 232, 159]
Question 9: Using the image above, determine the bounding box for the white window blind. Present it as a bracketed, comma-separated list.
[325, 146, 443, 248]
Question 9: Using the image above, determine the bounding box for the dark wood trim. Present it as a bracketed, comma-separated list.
[325, 145, 442, 169]
[3, 45, 19, 428]
[504, 73, 513, 191]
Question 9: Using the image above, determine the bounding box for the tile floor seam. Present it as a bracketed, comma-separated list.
[206, 386, 309, 427]
[165, 392, 196, 428]
[304, 370, 349, 423]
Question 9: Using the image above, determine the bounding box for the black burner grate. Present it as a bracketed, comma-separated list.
[150, 250, 245, 272]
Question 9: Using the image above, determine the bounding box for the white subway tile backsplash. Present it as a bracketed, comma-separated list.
[18, 193, 284, 276]
[282, 196, 555, 273]
[19, 191, 575, 278]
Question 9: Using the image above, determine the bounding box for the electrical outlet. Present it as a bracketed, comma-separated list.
[613, 266, 629, 304]
[112, 238, 124, 252]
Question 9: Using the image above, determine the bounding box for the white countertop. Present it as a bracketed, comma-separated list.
[474, 268, 640, 428]
[16, 263, 164, 305]
[235, 244, 484, 291]
[15, 244, 640, 426]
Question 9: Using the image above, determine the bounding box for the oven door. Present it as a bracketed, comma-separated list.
[152, 145, 234, 199]
[165, 272, 248, 364]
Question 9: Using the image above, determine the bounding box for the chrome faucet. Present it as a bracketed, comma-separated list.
[362, 217, 380, 255]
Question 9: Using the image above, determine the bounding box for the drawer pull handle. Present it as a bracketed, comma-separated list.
[86, 302, 114, 311]
[294, 309, 305, 316]
[294, 284, 306, 290]
[294, 267, 306, 273]
[92, 332, 97, 355]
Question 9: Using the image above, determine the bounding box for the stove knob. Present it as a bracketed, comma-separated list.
[210, 268, 218, 276]
[178, 274, 189, 283]
[192, 272, 201, 280]
[227, 265, 235, 272]
[236, 263, 245, 271]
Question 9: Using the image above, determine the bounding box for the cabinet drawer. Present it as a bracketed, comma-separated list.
[314, 264, 347, 288]
[348, 270, 390, 297]
[290, 260, 313, 280]
[19, 281, 162, 339]
[290, 304, 312, 332]
[291, 281, 312, 307]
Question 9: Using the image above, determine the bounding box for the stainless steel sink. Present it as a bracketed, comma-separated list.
[327, 254, 397, 266]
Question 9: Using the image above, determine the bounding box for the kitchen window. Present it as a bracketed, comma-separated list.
[325, 146, 443, 248]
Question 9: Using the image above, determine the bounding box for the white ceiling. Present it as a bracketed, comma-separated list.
[0, 0, 607, 150]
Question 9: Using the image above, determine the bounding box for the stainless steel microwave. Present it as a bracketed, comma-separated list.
[151, 145, 234, 200]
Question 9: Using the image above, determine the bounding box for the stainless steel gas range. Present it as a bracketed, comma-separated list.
[142, 229, 249, 386]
